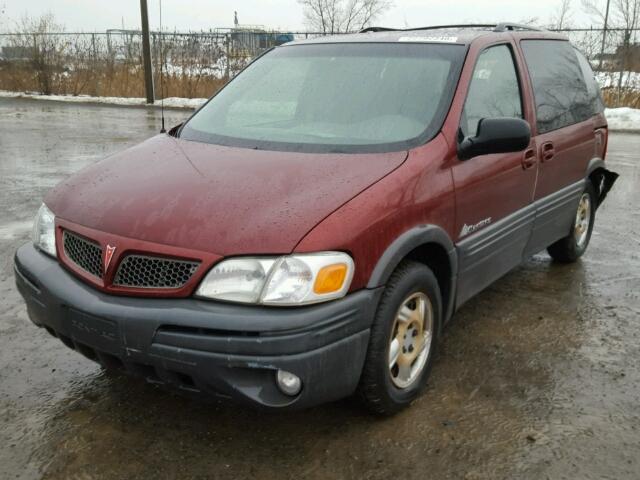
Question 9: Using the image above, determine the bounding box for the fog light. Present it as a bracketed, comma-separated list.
[276, 369, 302, 396]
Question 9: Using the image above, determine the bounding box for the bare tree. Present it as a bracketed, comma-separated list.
[614, 0, 640, 32]
[612, 0, 640, 93]
[550, 0, 573, 29]
[299, 0, 393, 34]
[582, 0, 613, 70]
[8, 13, 66, 94]
[582, 0, 640, 32]
[582, 0, 609, 22]
[585, 1, 640, 59]
[582, 0, 640, 103]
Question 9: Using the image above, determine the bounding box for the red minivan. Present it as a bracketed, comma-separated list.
[15, 24, 618, 414]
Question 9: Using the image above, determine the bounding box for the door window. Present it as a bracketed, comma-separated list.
[460, 44, 523, 138]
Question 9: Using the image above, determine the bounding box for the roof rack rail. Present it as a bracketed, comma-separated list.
[402, 24, 496, 32]
[360, 27, 400, 33]
[493, 22, 542, 32]
[359, 23, 544, 34]
[361, 24, 496, 34]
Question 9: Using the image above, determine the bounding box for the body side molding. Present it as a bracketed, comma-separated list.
[524, 179, 585, 258]
[455, 203, 536, 308]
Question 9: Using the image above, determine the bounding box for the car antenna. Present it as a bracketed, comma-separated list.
[159, 0, 166, 133]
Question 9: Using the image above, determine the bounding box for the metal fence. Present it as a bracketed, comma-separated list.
[0, 27, 639, 104]
[0, 29, 325, 99]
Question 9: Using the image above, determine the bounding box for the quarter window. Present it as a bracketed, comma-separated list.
[521, 40, 592, 133]
[460, 44, 523, 138]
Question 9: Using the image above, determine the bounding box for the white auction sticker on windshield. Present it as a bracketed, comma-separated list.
[398, 36, 458, 43]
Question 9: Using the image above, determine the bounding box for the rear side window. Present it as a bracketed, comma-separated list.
[575, 49, 605, 115]
[521, 40, 591, 133]
[461, 44, 523, 137]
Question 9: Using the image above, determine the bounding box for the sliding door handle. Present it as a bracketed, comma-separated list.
[541, 142, 555, 162]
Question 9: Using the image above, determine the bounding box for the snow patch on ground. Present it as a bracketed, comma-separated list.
[0, 90, 207, 110]
[596, 71, 640, 90]
[604, 107, 640, 131]
[162, 97, 207, 109]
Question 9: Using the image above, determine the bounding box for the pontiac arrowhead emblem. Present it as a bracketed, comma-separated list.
[104, 245, 116, 271]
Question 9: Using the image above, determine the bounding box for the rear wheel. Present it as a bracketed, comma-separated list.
[358, 261, 441, 415]
[547, 182, 597, 263]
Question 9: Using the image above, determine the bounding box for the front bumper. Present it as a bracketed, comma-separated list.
[14, 244, 382, 410]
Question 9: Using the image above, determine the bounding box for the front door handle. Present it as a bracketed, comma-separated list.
[522, 148, 536, 170]
[541, 142, 555, 162]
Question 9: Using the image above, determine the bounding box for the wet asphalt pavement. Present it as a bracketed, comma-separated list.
[0, 97, 639, 479]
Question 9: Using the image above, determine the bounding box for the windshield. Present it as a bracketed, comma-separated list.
[180, 42, 466, 153]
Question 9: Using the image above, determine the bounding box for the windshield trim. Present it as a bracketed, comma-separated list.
[178, 42, 469, 154]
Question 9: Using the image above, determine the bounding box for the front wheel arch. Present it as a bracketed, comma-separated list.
[367, 225, 457, 325]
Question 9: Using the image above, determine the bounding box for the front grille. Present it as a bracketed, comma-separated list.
[113, 255, 200, 289]
[63, 231, 103, 278]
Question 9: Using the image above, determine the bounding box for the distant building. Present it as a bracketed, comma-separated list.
[0, 46, 31, 61]
[229, 26, 294, 59]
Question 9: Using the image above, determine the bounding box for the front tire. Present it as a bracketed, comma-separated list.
[547, 182, 597, 263]
[357, 261, 441, 415]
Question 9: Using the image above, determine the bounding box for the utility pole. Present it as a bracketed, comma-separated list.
[140, 0, 155, 104]
[598, 0, 611, 71]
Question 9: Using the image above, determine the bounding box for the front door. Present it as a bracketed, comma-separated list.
[451, 43, 538, 306]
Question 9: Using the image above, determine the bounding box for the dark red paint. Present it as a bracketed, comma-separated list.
[46, 30, 608, 297]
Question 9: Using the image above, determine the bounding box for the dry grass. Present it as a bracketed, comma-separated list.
[601, 87, 640, 109]
[0, 62, 226, 99]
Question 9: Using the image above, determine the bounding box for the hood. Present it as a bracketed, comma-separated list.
[46, 135, 407, 255]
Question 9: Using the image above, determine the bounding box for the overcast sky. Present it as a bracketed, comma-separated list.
[0, 0, 598, 33]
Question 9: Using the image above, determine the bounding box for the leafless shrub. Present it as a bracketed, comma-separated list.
[5, 13, 66, 94]
[550, 0, 573, 29]
[0, 16, 227, 99]
[299, 0, 393, 34]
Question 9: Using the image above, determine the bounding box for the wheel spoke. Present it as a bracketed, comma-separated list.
[415, 297, 425, 327]
[397, 305, 413, 325]
[414, 334, 427, 356]
[388, 338, 400, 369]
[395, 321, 408, 344]
[397, 362, 412, 382]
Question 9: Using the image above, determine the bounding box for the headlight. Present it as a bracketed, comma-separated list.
[32, 204, 57, 257]
[196, 252, 354, 306]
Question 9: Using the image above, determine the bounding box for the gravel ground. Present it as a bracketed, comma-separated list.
[0, 97, 639, 480]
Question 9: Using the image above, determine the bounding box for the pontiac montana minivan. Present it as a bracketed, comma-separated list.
[15, 24, 618, 414]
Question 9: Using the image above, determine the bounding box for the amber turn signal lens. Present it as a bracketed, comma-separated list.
[313, 263, 348, 294]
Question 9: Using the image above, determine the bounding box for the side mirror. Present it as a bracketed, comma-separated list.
[458, 117, 531, 160]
